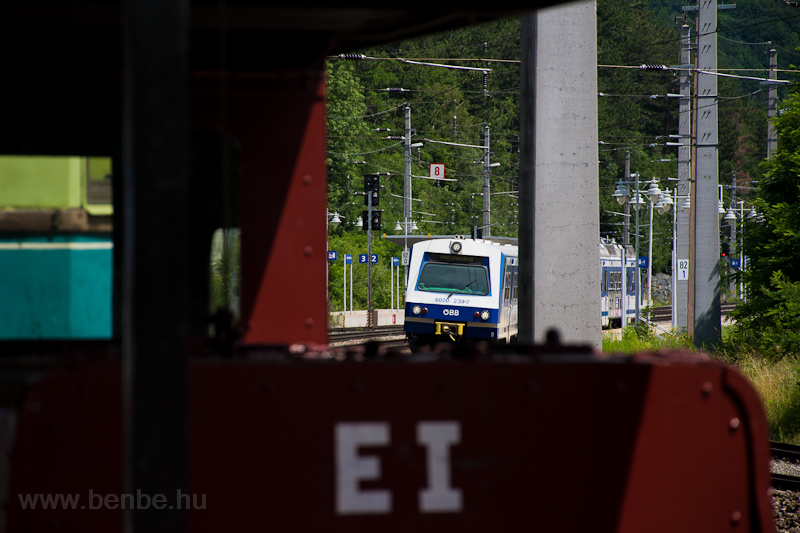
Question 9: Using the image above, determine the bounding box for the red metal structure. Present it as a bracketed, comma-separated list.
[4, 348, 776, 532]
[0, 2, 777, 532]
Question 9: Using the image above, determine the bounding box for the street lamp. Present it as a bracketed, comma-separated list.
[612, 173, 672, 324]
[326, 210, 341, 314]
[724, 200, 754, 301]
[669, 187, 686, 327]
[640, 178, 665, 309]
[612, 172, 643, 326]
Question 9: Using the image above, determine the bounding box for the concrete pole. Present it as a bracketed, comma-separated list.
[621, 244, 627, 327]
[403, 105, 412, 278]
[483, 125, 491, 236]
[367, 190, 373, 328]
[404, 105, 412, 222]
[693, 0, 721, 346]
[675, 23, 692, 331]
[623, 151, 630, 246]
[634, 172, 641, 327]
[729, 173, 736, 299]
[767, 47, 777, 159]
[519, 1, 600, 348]
[648, 195, 654, 307]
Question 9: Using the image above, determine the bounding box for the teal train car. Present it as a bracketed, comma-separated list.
[0, 156, 113, 339]
[0, 234, 112, 339]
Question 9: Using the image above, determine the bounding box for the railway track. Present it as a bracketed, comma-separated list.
[328, 325, 408, 349]
[337, 303, 741, 345]
[771, 440, 800, 491]
[648, 302, 737, 323]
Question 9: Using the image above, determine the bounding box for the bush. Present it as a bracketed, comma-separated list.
[729, 353, 800, 444]
[726, 271, 800, 361]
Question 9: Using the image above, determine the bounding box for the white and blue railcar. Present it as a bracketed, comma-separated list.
[404, 237, 518, 349]
[600, 240, 640, 329]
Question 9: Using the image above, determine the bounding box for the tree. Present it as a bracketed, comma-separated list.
[326, 60, 375, 227]
[729, 86, 800, 358]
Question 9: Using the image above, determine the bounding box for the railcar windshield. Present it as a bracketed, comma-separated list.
[416, 262, 490, 295]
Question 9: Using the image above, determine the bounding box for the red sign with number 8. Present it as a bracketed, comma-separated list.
[429, 163, 445, 179]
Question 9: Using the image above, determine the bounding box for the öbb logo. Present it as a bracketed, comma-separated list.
[442, 309, 459, 317]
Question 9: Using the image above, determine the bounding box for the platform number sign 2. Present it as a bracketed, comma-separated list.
[430, 163, 445, 180]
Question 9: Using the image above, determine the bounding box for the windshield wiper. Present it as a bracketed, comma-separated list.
[448, 279, 476, 299]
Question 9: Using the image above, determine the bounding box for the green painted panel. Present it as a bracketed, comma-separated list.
[0, 156, 83, 208]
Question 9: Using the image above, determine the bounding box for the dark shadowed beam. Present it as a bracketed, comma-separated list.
[122, 0, 189, 532]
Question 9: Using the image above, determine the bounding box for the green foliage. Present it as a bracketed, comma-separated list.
[209, 229, 240, 314]
[731, 85, 800, 355]
[326, 232, 405, 312]
[602, 324, 693, 353]
[726, 271, 800, 361]
[720, 352, 800, 444]
[324, 1, 791, 308]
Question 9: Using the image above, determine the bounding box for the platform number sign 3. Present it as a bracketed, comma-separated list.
[430, 163, 445, 180]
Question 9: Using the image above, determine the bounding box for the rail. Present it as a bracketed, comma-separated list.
[770, 440, 800, 491]
[647, 302, 737, 323]
[328, 325, 407, 348]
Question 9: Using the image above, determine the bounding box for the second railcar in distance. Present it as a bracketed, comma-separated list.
[600, 240, 639, 329]
[404, 237, 518, 349]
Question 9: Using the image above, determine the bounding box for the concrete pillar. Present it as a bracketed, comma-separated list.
[692, 0, 721, 346]
[519, 1, 600, 348]
[674, 24, 692, 331]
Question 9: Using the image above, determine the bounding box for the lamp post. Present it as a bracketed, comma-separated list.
[670, 188, 689, 327]
[645, 179, 663, 310]
[613, 172, 643, 326]
[612, 173, 671, 326]
[724, 200, 753, 301]
[326, 210, 341, 314]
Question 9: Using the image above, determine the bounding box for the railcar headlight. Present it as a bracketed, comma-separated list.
[480, 310, 490, 321]
[450, 241, 462, 254]
[412, 305, 422, 315]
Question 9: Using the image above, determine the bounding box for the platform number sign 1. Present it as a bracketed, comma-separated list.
[328, 250, 337, 261]
[677, 259, 689, 281]
[430, 163, 445, 180]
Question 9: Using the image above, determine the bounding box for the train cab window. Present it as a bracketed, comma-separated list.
[417, 261, 490, 295]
